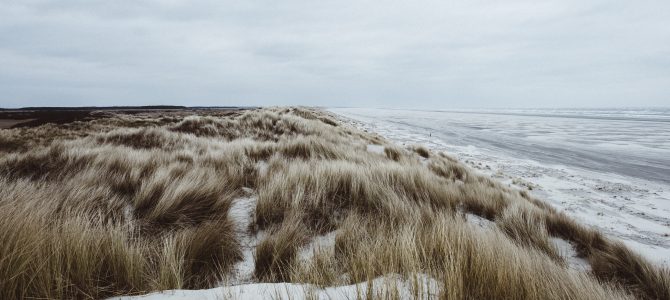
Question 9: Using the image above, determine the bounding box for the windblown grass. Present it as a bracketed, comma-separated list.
[0, 107, 667, 299]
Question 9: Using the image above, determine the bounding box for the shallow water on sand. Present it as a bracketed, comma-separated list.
[335, 108, 670, 184]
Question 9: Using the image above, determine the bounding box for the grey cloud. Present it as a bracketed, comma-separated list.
[0, 0, 668, 108]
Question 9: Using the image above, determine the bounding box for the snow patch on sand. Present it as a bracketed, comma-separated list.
[465, 213, 495, 229]
[366, 144, 385, 154]
[109, 274, 440, 300]
[550, 237, 591, 272]
[255, 160, 268, 177]
[227, 195, 263, 285]
[299, 231, 338, 261]
[123, 204, 134, 222]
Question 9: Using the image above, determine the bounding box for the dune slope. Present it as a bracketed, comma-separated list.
[0, 107, 668, 299]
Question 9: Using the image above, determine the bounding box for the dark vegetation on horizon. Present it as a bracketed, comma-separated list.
[0, 107, 249, 129]
[0, 105, 254, 111]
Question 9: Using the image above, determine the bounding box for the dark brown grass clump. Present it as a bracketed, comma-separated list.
[254, 216, 310, 282]
[497, 204, 562, 262]
[428, 157, 468, 181]
[131, 165, 236, 228]
[545, 212, 608, 257]
[412, 145, 431, 158]
[384, 145, 404, 161]
[590, 242, 670, 300]
[545, 212, 670, 300]
[176, 218, 243, 288]
[460, 182, 510, 220]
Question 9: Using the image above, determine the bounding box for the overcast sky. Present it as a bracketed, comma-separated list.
[0, 0, 668, 109]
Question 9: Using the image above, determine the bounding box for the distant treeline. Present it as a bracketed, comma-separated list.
[0, 106, 254, 111]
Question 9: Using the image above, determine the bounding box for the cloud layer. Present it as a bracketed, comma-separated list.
[1, 0, 668, 108]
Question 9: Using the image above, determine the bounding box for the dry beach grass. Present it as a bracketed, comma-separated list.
[0, 107, 668, 299]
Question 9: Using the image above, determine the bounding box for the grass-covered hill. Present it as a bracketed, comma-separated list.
[0, 107, 668, 299]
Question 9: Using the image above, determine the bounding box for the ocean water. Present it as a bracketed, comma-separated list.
[334, 107, 670, 184]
